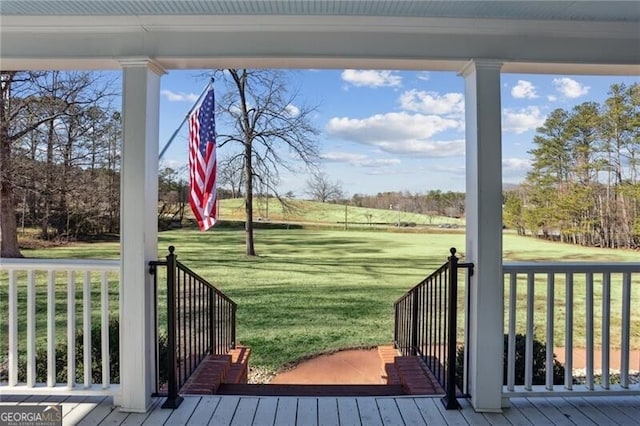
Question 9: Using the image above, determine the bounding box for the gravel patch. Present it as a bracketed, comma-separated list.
[248, 366, 276, 384]
[573, 369, 640, 385]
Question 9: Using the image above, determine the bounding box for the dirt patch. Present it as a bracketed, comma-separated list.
[269, 349, 384, 385]
[553, 347, 640, 372]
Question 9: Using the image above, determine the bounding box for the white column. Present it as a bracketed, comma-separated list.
[460, 59, 504, 412]
[118, 59, 164, 412]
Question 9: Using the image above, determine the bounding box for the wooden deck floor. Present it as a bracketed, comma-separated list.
[1, 393, 639, 425]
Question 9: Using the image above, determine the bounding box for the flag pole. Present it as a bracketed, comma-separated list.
[159, 78, 214, 160]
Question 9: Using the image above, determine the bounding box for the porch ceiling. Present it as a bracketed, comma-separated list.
[1, 1, 639, 73]
[2, 1, 638, 21]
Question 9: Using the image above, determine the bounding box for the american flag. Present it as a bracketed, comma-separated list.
[188, 86, 217, 231]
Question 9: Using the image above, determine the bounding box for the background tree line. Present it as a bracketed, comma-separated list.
[503, 83, 639, 248]
[3, 71, 636, 257]
[1, 71, 119, 257]
[350, 190, 465, 218]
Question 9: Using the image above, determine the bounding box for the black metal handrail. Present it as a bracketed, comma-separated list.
[393, 247, 473, 410]
[149, 246, 237, 409]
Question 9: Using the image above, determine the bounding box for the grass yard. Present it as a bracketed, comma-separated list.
[219, 198, 464, 227]
[8, 225, 639, 376]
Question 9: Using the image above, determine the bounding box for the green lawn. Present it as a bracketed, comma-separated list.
[11, 226, 639, 375]
[219, 198, 464, 227]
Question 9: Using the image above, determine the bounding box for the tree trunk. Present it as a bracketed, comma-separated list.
[244, 141, 256, 256]
[0, 76, 23, 258]
[0, 131, 22, 257]
[40, 119, 56, 239]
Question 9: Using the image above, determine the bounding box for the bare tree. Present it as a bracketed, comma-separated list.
[218, 153, 245, 198]
[305, 172, 345, 202]
[0, 71, 116, 257]
[216, 69, 319, 256]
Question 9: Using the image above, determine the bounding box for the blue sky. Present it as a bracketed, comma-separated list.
[158, 69, 638, 197]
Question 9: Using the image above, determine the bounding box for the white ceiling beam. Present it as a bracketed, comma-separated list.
[1, 15, 638, 74]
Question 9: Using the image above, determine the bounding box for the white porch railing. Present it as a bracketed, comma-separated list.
[0, 258, 120, 396]
[503, 262, 640, 397]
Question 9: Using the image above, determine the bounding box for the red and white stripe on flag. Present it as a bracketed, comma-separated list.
[188, 85, 217, 231]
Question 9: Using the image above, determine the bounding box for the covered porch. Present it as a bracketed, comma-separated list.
[1, 0, 639, 415]
[2, 393, 640, 425]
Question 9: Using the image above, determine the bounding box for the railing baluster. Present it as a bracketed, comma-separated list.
[442, 268, 448, 383]
[67, 271, 76, 388]
[83, 271, 92, 388]
[429, 276, 434, 367]
[565, 272, 573, 391]
[620, 272, 631, 388]
[187, 271, 192, 379]
[8, 270, 18, 387]
[545, 272, 554, 390]
[602, 272, 611, 389]
[463, 267, 471, 395]
[437, 270, 443, 382]
[101, 271, 110, 389]
[27, 270, 36, 387]
[507, 272, 516, 392]
[209, 288, 214, 354]
[47, 270, 56, 387]
[198, 281, 203, 360]
[421, 283, 426, 358]
[150, 262, 159, 394]
[586, 272, 594, 390]
[231, 301, 237, 350]
[525, 272, 534, 391]
[411, 285, 419, 356]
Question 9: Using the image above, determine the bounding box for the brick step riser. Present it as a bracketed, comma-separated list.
[180, 346, 251, 395]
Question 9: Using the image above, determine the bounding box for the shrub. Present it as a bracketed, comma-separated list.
[12, 318, 120, 385]
[455, 333, 565, 390]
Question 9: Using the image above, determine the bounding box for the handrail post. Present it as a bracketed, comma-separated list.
[442, 247, 461, 409]
[162, 246, 183, 409]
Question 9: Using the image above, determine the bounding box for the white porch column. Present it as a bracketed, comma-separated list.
[118, 59, 164, 412]
[460, 59, 504, 412]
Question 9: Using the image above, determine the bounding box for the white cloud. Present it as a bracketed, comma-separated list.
[547, 95, 558, 102]
[161, 89, 199, 103]
[553, 77, 590, 98]
[285, 104, 300, 117]
[503, 158, 531, 171]
[341, 70, 402, 88]
[416, 72, 431, 81]
[399, 90, 464, 116]
[321, 152, 401, 167]
[326, 111, 462, 156]
[375, 139, 465, 157]
[503, 157, 532, 180]
[511, 80, 538, 99]
[502, 106, 545, 134]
